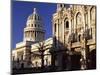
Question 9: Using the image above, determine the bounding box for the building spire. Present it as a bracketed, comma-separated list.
[57, 4, 66, 11]
[33, 8, 37, 14]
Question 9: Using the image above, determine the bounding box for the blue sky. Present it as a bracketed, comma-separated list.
[12, 1, 57, 49]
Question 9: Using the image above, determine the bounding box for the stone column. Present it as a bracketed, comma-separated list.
[88, 9, 91, 28]
[69, 19, 72, 34]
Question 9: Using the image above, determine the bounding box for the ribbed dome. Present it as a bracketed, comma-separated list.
[26, 8, 43, 28]
[24, 8, 45, 42]
[27, 8, 40, 21]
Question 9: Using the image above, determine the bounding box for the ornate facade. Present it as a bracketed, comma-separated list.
[52, 4, 96, 70]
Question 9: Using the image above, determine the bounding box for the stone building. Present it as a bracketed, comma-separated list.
[52, 4, 96, 70]
[12, 8, 52, 68]
[12, 4, 96, 71]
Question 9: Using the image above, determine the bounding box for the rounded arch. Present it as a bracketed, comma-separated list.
[64, 17, 69, 29]
[90, 6, 96, 25]
[64, 17, 68, 22]
[76, 12, 83, 28]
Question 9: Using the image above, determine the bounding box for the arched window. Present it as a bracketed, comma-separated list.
[90, 7, 95, 24]
[76, 12, 82, 28]
[35, 32, 36, 38]
[65, 21, 69, 28]
[34, 14, 36, 20]
[35, 24, 36, 27]
[64, 17, 69, 29]
[31, 24, 33, 27]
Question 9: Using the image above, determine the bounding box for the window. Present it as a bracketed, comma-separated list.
[35, 24, 36, 27]
[60, 4, 62, 8]
[35, 32, 36, 38]
[35, 14, 36, 20]
[65, 21, 69, 28]
[90, 28, 92, 39]
[90, 7, 95, 23]
[76, 12, 82, 28]
[64, 4, 65, 7]
[38, 16, 39, 20]
[54, 23, 56, 33]
[21, 55, 23, 60]
[31, 24, 33, 27]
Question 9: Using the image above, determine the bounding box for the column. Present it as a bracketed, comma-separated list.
[74, 15, 76, 33]
[88, 10, 91, 28]
[69, 19, 71, 34]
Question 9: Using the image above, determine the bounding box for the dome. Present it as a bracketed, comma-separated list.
[27, 8, 40, 21]
[26, 8, 43, 28]
[24, 8, 45, 42]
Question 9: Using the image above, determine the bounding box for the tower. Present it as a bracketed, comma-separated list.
[23, 8, 45, 42]
[53, 4, 71, 47]
[52, 3, 70, 70]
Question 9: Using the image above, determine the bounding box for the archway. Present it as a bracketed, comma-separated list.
[70, 54, 81, 70]
[76, 12, 82, 29]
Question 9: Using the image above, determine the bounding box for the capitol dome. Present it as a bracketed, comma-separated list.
[23, 8, 45, 42]
[26, 8, 43, 28]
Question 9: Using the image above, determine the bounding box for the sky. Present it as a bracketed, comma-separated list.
[11, 1, 57, 49]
